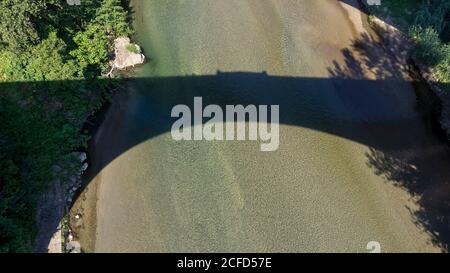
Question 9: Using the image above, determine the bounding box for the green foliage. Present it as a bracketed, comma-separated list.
[0, 51, 27, 82]
[372, 0, 450, 87]
[0, 0, 61, 51]
[409, 1, 450, 85]
[434, 45, 450, 83]
[28, 32, 81, 81]
[410, 26, 447, 66]
[414, 0, 450, 35]
[93, 0, 132, 37]
[71, 25, 110, 70]
[126, 44, 140, 54]
[364, 0, 423, 29]
[0, 132, 27, 253]
[0, 0, 131, 252]
[70, 0, 133, 73]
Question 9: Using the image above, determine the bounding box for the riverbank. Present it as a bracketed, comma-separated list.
[35, 32, 145, 255]
[71, 0, 450, 252]
[0, 0, 143, 253]
[358, 0, 450, 141]
[52, 46, 144, 253]
[341, 0, 450, 251]
[69, 89, 132, 252]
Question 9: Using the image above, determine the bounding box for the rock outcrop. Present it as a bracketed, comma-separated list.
[35, 152, 88, 253]
[113, 37, 145, 70]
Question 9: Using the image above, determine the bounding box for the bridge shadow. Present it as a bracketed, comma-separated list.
[3, 15, 450, 251]
[3, 70, 450, 252]
[76, 19, 448, 251]
[87, 70, 450, 252]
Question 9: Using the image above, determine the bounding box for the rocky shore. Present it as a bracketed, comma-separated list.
[35, 152, 87, 253]
[34, 37, 145, 253]
[107, 37, 146, 77]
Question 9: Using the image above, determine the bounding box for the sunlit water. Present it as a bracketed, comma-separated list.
[72, 0, 449, 252]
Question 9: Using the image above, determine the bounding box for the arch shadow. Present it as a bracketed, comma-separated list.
[2, 70, 450, 252]
[3, 20, 450, 251]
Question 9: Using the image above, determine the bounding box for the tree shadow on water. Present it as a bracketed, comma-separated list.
[328, 28, 450, 251]
[366, 147, 450, 252]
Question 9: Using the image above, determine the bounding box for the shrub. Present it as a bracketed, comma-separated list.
[410, 26, 446, 66]
[126, 44, 140, 54]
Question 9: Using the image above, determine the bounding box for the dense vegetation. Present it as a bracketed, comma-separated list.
[0, 0, 131, 252]
[367, 0, 450, 88]
[410, 0, 450, 85]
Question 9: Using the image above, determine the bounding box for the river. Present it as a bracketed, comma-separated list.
[71, 0, 450, 252]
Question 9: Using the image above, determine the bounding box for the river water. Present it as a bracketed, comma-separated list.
[71, 0, 450, 252]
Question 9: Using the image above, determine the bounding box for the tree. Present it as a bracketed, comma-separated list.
[94, 0, 132, 37]
[27, 32, 80, 81]
[0, 0, 133, 252]
[414, 0, 450, 35]
[0, 0, 60, 51]
[70, 24, 110, 70]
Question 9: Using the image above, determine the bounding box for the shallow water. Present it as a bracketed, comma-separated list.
[72, 0, 450, 252]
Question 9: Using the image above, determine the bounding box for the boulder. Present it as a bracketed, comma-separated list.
[66, 241, 81, 253]
[113, 37, 145, 69]
[70, 175, 78, 184]
[79, 162, 88, 174]
[72, 152, 87, 163]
